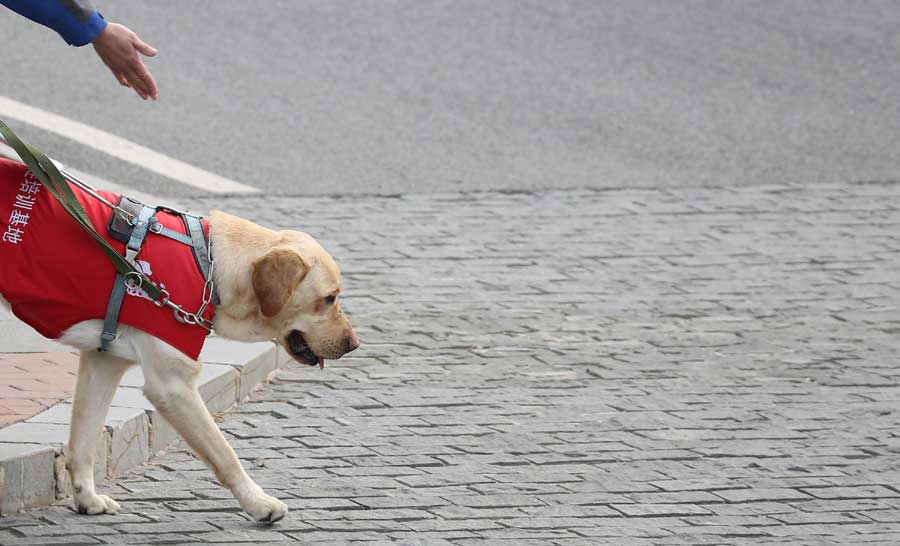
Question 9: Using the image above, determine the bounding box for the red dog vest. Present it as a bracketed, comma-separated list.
[0, 158, 213, 360]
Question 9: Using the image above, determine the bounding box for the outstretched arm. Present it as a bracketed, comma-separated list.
[0, 0, 158, 100]
[0, 0, 106, 46]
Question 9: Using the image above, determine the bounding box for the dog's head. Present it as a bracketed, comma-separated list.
[250, 231, 359, 367]
[210, 212, 359, 367]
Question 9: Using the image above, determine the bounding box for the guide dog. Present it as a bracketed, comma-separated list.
[0, 176, 358, 522]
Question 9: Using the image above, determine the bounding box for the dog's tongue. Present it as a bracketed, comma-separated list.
[318, 357, 325, 369]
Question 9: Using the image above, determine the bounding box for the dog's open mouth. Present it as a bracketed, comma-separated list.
[287, 330, 325, 369]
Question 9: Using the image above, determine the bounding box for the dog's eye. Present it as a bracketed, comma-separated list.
[324, 295, 337, 305]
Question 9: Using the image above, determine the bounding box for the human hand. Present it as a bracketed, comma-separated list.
[92, 23, 158, 100]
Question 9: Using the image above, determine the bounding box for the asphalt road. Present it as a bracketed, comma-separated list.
[1, 1, 899, 197]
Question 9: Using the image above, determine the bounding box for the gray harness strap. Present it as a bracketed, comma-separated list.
[98, 198, 217, 352]
[152, 223, 193, 245]
[183, 214, 219, 305]
[100, 205, 155, 351]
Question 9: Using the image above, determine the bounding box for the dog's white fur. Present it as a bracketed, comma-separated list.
[0, 210, 358, 522]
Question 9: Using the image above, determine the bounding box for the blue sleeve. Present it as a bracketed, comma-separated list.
[0, 0, 107, 46]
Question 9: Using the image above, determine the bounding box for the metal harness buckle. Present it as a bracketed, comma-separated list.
[152, 288, 171, 308]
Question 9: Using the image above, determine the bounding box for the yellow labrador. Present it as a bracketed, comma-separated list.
[0, 210, 358, 522]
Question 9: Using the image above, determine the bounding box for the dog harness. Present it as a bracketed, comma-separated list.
[0, 157, 216, 360]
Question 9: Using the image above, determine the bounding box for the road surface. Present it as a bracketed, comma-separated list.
[0, 1, 898, 196]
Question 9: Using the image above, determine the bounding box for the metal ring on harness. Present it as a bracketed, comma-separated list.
[123, 271, 143, 289]
[173, 307, 196, 325]
[167, 303, 212, 331]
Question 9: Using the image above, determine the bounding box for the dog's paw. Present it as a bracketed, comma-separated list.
[243, 492, 288, 523]
[75, 494, 120, 515]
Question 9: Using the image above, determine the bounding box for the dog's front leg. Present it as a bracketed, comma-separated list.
[68, 350, 134, 514]
[137, 340, 288, 523]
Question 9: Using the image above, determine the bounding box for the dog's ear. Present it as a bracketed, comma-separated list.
[252, 247, 310, 317]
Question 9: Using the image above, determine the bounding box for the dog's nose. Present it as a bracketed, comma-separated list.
[343, 330, 360, 354]
[344, 330, 359, 354]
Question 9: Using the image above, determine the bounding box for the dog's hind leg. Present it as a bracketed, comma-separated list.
[68, 349, 134, 515]
[135, 336, 288, 523]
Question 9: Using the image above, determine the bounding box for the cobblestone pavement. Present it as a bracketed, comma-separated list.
[3, 182, 900, 545]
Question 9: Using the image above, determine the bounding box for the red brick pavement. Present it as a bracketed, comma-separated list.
[0, 352, 78, 427]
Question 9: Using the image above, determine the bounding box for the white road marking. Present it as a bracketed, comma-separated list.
[0, 95, 258, 194]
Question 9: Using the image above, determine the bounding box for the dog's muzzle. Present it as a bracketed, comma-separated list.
[287, 330, 325, 369]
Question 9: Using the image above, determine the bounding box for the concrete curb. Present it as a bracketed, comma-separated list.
[0, 337, 291, 515]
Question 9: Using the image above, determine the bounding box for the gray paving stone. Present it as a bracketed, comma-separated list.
[800, 485, 900, 500]
[351, 495, 449, 510]
[713, 488, 814, 503]
[10, 536, 103, 545]
[15, 523, 122, 537]
[612, 503, 713, 517]
[181, 529, 289, 542]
